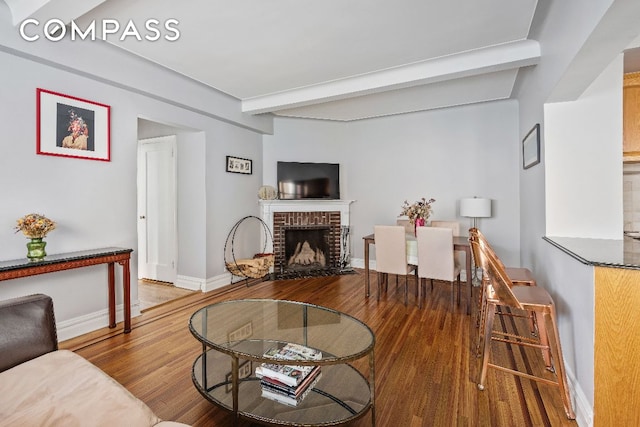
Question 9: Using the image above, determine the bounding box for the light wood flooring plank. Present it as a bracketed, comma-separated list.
[61, 270, 578, 426]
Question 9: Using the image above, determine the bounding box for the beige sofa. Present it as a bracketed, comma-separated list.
[0, 294, 190, 427]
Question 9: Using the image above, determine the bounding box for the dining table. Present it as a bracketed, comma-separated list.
[362, 232, 473, 314]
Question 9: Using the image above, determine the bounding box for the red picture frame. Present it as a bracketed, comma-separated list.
[36, 88, 111, 161]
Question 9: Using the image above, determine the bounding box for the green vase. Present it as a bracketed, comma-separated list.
[26, 238, 47, 260]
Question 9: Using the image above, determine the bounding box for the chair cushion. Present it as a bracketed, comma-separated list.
[0, 350, 161, 426]
[512, 285, 554, 307]
[505, 267, 536, 285]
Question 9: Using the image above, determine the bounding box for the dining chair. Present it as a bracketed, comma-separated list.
[469, 231, 575, 420]
[431, 220, 465, 273]
[374, 225, 418, 306]
[471, 228, 537, 287]
[396, 217, 414, 235]
[416, 226, 461, 309]
[430, 220, 460, 235]
[470, 228, 541, 358]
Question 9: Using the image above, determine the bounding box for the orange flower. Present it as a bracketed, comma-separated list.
[15, 213, 56, 239]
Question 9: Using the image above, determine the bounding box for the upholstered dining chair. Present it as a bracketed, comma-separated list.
[430, 220, 465, 271]
[430, 220, 460, 235]
[396, 217, 414, 235]
[416, 226, 461, 309]
[374, 225, 417, 306]
[469, 231, 575, 420]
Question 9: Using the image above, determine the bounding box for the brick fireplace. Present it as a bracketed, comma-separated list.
[259, 200, 354, 278]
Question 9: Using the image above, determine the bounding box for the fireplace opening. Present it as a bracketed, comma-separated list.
[284, 227, 330, 272]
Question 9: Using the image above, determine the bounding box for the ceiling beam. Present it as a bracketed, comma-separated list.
[242, 39, 540, 115]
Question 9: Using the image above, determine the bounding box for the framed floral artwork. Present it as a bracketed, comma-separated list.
[37, 88, 111, 161]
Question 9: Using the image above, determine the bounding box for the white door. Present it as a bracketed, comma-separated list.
[137, 136, 177, 283]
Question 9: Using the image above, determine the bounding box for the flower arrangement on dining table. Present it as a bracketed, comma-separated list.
[15, 213, 56, 239]
[400, 197, 436, 226]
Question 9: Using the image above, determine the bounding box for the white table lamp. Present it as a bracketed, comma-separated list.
[460, 197, 492, 229]
[460, 197, 492, 285]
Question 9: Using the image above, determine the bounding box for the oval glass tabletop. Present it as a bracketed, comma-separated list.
[189, 299, 375, 363]
[189, 299, 376, 426]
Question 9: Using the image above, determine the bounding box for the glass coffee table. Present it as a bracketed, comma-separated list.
[189, 299, 375, 426]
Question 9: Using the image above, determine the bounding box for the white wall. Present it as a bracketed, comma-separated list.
[515, 0, 619, 271]
[0, 4, 268, 339]
[543, 244, 595, 422]
[264, 100, 521, 267]
[514, 1, 640, 425]
[539, 56, 626, 424]
[545, 56, 624, 239]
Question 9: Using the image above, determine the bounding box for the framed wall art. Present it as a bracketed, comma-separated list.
[37, 88, 111, 161]
[522, 123, 540, 169]
[226, 155, 252, 174]
[225, 360, 252, 393]
[228, 321, 253, 342]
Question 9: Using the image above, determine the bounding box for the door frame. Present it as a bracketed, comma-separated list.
[137, 135, 178, 282]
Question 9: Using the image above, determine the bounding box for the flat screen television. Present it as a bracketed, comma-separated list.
[277, 161, 340, 200]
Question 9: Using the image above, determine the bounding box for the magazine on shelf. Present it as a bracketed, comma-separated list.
[260, 373, 321, 407]
[256, 342, 323, 387]
[260, 366, 321, 397]
[255, 362, 316, 387]
[263, 342, 323, 361]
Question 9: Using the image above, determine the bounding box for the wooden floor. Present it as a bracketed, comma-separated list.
[138, 279, 196, 311]
[61, 270, 578, 427]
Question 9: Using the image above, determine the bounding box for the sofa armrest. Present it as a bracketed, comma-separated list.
[0, 293, 58, 372]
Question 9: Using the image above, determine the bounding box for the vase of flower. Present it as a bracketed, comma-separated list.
[414, 217, 426, 236]
[400, 197, 436, 236]
[26, 238, 47, 259]
[15, 213, 56, 261]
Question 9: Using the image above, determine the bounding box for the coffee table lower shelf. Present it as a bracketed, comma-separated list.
[192, 349, 373, 426]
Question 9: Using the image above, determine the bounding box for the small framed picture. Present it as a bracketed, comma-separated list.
[226, 155, 252, 174]
[225, 360, 252, 393]
[228, 321, 253, 342]
[522, 123, 540, 169]
[37, 88, 111, 161]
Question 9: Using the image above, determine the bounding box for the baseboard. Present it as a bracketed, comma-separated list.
[350, 258, 373, 270]
[56, 301, 141, 342]
[175, 275, 205, 291]
[175, 273, 234, 293]
[204, 272, 233, 292]
[565, 363, 592, 427]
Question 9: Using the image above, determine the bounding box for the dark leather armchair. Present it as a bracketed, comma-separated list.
[0, 294, 58, 373]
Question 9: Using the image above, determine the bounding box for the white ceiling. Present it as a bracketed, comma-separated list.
[5, 0, 542, 121]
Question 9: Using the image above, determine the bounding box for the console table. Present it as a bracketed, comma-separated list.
[0, 247, 134, 333]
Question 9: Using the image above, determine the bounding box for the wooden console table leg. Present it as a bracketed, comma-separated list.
[119, 258, 132, 333]
[364, 240, 371, 297]
[108, 262, 116, 328]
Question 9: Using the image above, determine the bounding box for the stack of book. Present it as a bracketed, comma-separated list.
[255, 343, 322, 407]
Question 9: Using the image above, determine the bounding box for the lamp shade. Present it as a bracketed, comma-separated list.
[460, 198, 492, 218]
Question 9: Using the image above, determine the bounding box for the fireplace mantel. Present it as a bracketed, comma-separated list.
[258, 199, 355, 265]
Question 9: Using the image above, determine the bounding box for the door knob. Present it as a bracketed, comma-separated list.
[139, 215, 146, 219]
